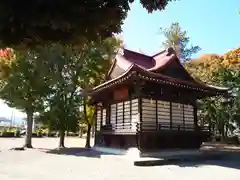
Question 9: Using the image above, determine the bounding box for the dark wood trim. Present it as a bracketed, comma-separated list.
[139, 97, 142, 130]
[107, 104, 110, 124]
[156, 100, 158, 130]
[170, 102, 172, 130]
[94, 107, 98, 144]
[123, 101, 125, 129]
[193, 104, 198, 131]
[130, 98, 132, 124]
[183, 104, 185, 130]
[115, 103, 118, 127]
[100, 107, 103, 129]
[141, 93, 195, 106]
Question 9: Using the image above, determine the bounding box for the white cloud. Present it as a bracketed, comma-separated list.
[0, 100, 26, 119]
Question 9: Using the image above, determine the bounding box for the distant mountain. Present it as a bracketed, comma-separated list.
[0, 117, 11, 122]
[0, 117, 24, 126]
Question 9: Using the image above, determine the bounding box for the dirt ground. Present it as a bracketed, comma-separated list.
[0, 137, 240, 180]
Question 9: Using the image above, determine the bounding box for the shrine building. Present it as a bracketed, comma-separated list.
[91, 47, 228, 152]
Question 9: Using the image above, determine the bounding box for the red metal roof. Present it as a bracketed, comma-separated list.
[95, 47, 229, 94]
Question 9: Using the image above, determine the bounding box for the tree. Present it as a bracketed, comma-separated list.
[185, 50, 240, 139]
[0, 48, 51, 148]
[78, 37, 122, 148]
[81, 100, 96, 148]
[34, 44, 84, 148]
[160, 22, 201, 61]
[0, 0, 176, 47]
[37, 37, 121, 148]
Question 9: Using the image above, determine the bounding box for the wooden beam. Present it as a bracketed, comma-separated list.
[123, 101, 125, 129]
[193, 103, 198, 131]
[100, 107, 103, 130]
[156, 100, 158, 130]
[170, 102, 172, 130]
[183, 104, 185, 130]
[116, 103, 118, 130]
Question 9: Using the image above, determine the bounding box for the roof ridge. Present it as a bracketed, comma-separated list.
[122, 48, 152, 59]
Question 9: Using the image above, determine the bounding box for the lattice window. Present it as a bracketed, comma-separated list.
[116, 102, 124, 128]
[131, 99, 139, 131]
[110, 104, 116, 127]
[124, 101, 131, 129]
[131, 99, 138, 117]
[157, 100, 170, 130]
[102, 109, 107, 126]
[142, 98, 156, 130]
[184, 104, 194, 130]
[172, 102, 184, 130]
[96, 109, 102, 131]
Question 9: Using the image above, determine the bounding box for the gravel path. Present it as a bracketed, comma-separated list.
[0, 138, 240, 180]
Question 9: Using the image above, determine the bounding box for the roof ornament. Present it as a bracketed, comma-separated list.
[166, 47, 175, 55]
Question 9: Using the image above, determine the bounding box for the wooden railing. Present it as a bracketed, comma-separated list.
[101, 122, 137, 133]
[136, 122, 209, 132]
[100, 122, 209, 134]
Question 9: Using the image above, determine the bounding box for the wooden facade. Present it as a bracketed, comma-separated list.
[91, 47, 228, 152]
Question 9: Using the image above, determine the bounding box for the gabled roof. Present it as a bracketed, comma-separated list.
[93, 47, 229, 94]
[108, 47, 195, 82]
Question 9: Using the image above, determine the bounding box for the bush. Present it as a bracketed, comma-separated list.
[0, 131, 15, 137]
[14, 130, 21, 137]
[37, 131, 42, 137]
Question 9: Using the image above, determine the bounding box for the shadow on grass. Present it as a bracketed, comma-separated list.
[135, 151, 240, 170]
[42, 147, 114, 158]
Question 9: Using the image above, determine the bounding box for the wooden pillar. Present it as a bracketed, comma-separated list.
[100, 106, 103, 129]
[183, 104, 185, 130]
[94, 105, 98, 145]
[107, 104, 110, 124]
[136, 76, 143, 131]
[156, 100, 158, 130]
[123, 101, 125, 129]
[115, 103, 118, 130]
[138, 97, 142, 130]
[130, 98, 132, 127]
[135, 73, 143, 150]
[170, 102, 172, 130]
[193, 104, 198, 131]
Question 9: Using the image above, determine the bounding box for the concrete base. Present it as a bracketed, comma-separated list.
[93, 146, 225, 166]
[93, 146, 203, 157]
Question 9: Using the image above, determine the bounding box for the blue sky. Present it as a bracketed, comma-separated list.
[1, 0, 240, 119]
[122, 0, 240, 57]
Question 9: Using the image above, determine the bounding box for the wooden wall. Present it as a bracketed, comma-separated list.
[141, 98, 194, 131]
[96, 98, 139, 132]
[96, 98, 195, 132]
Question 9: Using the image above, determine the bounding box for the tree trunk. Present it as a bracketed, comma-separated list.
[225, 124, 228, 137]
[83, 95, 91, 148]
[79, 128, 83, 138]
[91, 125, 95, 138]
[58, 129, 65, 148]
[85, 123, 91, 148]
[24, 109, 33, 148]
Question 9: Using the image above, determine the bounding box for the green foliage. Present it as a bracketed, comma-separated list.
[185, 49, 240, 138]
[35, 44, 84, 133]
[0, 0, 176, 47]
[80, 100, 96, 126]
[0, 48, 53, 147]
[37, 37, 121, 134]
[0, 51, 51, 112]
[160, 22, 201, 61]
